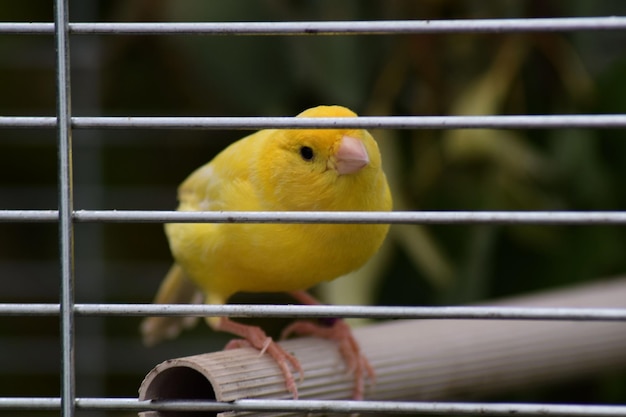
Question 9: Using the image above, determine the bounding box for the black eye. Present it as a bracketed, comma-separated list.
[299, 146, 314, 161]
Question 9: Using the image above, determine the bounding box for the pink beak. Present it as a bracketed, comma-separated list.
[334, 135, 370, 175]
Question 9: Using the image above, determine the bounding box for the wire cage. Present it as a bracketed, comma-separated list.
[2, 1, 626, 416]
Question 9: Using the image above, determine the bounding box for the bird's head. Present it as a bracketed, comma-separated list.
[257, 105, 390, 211]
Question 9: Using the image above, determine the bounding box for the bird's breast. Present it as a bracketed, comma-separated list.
[168, 221, 389, 298]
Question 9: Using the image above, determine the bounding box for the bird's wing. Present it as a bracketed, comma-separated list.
[140, 263, 203, 346]
[176, 132, 266, 212]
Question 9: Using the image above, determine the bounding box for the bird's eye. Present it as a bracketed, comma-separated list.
[299, 146, 314, 161]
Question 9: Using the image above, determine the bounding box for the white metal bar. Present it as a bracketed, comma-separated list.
[0, 116, 54, 128]
[3, 210, 626, 225]
[1, 303, 625, 321]
[0, 210, 57, 221]
[2, 397, 626, 416]
[2, 17, 626, 35]
[2, 114, 626, 129]
[73, 209, 626, 224]
[53, 1, 75, 417]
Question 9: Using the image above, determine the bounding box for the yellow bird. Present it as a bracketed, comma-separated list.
[141, 105, 392, 399]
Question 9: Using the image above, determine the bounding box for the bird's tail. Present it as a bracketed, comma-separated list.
[140, 263, 203, 346]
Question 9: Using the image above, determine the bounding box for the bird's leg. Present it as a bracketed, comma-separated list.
[214, 316, 303, 398]
[281, 291, 375, 400]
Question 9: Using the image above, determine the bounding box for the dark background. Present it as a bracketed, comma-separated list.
[2, 1, 626, 414]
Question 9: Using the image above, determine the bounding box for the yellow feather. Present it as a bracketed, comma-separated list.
[143, 105, 392, 343]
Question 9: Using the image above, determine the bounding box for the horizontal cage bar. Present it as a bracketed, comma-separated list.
[3, 210, 626, 225]
[1, 303, 625, 321]
[2, 114, 626, 129]
[2, 397, 626, 416]
[2, 17, 626, 35]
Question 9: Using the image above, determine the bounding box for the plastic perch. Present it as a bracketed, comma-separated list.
[138, 277, 626, 417]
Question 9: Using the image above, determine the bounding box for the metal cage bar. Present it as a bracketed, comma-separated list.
[53, 0, 76, 416]
[2, 209, 626, 225]
[2, 397, 626, 416]
[2, 114, 626, 129]
[3, 16, 626, 35]
[1, 303, 626, 321]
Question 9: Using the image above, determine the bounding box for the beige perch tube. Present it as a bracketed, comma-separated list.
[139, 277, 626, 416]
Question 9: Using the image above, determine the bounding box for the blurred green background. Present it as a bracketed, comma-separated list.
[1, 0, 626, 415]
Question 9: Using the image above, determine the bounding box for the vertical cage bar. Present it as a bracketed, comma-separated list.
[54, 0, 75, 416]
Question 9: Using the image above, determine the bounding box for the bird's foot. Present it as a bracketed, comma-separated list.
[218, 318, 303, 398]
[281, 318, 374, 400]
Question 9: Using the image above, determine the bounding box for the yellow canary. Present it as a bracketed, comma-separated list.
[141, 105, 392, 399]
